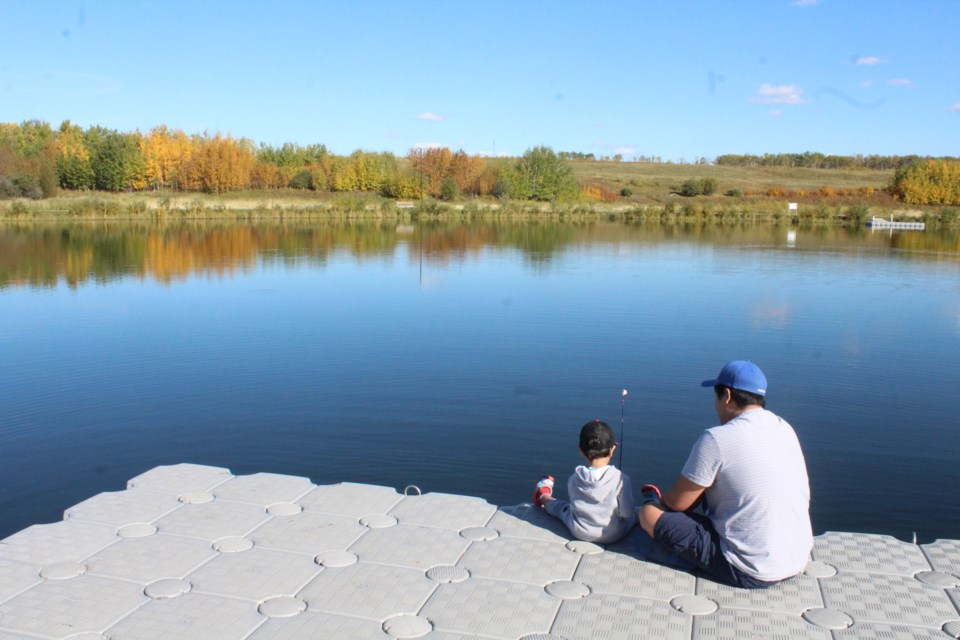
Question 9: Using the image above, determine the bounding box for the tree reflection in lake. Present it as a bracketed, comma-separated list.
[2, 220, 958, 289]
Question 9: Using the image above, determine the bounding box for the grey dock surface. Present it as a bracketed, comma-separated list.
[1, 464, 958, 639]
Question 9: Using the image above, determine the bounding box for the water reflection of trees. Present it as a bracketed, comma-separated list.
[1, 220, 957, 289]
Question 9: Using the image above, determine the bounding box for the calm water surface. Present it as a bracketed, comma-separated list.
[1, 220, 958, 542]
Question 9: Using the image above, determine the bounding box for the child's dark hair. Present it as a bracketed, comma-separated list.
[579, 419, 616, 461]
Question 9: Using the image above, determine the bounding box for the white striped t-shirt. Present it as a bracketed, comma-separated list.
[682, 408, 813, 581]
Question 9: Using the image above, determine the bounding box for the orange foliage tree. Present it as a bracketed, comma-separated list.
[406, 147, 486, 197]
[177, 133, 255, 193]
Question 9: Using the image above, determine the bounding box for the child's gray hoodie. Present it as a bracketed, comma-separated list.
[544, 464, 636, 543]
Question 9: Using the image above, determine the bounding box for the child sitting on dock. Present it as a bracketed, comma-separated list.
[533, 419, 636, 544]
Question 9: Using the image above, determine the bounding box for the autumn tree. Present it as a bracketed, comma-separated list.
[404, 147, 486, 198]
[890, 159, 960, 205]
[0, 121, 59, 198]
[449, 151, 485, 195]
[55, 121, 94, 190]
[141, 125, 192, 190]
[178, 133, 255, 193]
[256, 142, 330, 189]
[324, 150, 397, 192]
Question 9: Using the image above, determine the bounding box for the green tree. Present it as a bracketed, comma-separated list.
[513, 146, 579, 202]
[0, 120, 55, 157]
[85, 127, 144, 191]
[440, 177, 459, 201]
[680, 179, 702, 196]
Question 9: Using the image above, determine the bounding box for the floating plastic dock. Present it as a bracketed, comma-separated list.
[1, 464, 958, 639]
[866, 217, 926, 230]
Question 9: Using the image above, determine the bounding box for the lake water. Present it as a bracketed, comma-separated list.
[1, 219, 958, 543]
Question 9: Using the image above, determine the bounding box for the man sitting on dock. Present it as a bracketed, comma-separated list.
[638, 360, 813, 588]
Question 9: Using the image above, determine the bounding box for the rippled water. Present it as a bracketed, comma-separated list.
[1, 220, 958, 541]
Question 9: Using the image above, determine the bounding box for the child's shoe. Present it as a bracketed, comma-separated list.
[533, 475, 555, 506]
[640, 484, 662, 506]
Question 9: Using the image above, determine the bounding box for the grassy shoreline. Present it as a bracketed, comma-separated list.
[1, 162, 955, 226]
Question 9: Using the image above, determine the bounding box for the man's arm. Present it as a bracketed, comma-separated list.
[661, 475, 707, 513]
[638, 475, 707, 536]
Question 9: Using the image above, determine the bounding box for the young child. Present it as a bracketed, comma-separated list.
[533, 419, 636, 544]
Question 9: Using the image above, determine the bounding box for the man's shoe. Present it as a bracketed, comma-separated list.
[641, 484, 662, 505]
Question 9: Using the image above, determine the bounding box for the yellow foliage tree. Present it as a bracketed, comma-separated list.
[55, 121, 94, 189]
[891, 160, 960, 205]
[141, 126, 192, 191]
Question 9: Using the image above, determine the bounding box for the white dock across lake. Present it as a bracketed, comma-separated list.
[1, 464, 958, 639]
[866, 217, 926, 230]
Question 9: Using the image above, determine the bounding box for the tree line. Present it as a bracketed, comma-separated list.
[2, 119, 959, 205]
[714, 152, 956, 171]
[0, 120, 579, 203]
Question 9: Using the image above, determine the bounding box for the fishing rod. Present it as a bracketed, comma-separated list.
[619, 389, 628, 468]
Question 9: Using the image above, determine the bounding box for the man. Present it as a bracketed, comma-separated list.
[638, 360, 812, 588]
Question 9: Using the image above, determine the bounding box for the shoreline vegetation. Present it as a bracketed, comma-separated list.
[2, 182, 955, 228]
[2, 120, 959, 227]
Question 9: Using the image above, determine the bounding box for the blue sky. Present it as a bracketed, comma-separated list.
[1, 0, 957, 159]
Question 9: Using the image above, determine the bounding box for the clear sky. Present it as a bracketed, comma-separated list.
[1, 0, 957, 159]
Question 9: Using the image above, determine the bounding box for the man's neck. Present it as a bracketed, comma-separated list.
[722, 404, 763, 424]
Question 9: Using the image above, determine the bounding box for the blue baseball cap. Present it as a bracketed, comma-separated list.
[701, 360, 767, 396]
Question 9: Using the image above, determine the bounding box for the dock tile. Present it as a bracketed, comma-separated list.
[420, 577, 559, 638]
[212, 473, 315, 506]
[417, 632, 504, 640]
[834, 622, 960, 639]
[0, 520, 117, 566]
[458, 537, 581, 585]
[349, 523, 470, 570]
[820, 571, 958, 628]
[695, 573, 823, 615]
[551, 593, 690, 640]
[573, 550, 695, 601]
[63, 489, 182, 527]
[299, 561, 436, 619]
[922, 539, 960, 575]
[126, 463, 233, 494]
[244, 610, 390, 639]
[812, 532, 930, 576]
[248, 510, 367, 554]
[154, 500, 270, 540]
[626, 530, 701, 573]
[388, 493, 496, 530]
[0, 558, 41, 604]
[692, 607, 831, 640]
[946, 617, 960, 639]
[299, 483, 403, 518]
[105, 592, 263, 640]
[0, 631, 47, 640]
[188, 547, 322, 601]
[485, 506, 572, 543]
[0, 574, 145, 638]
